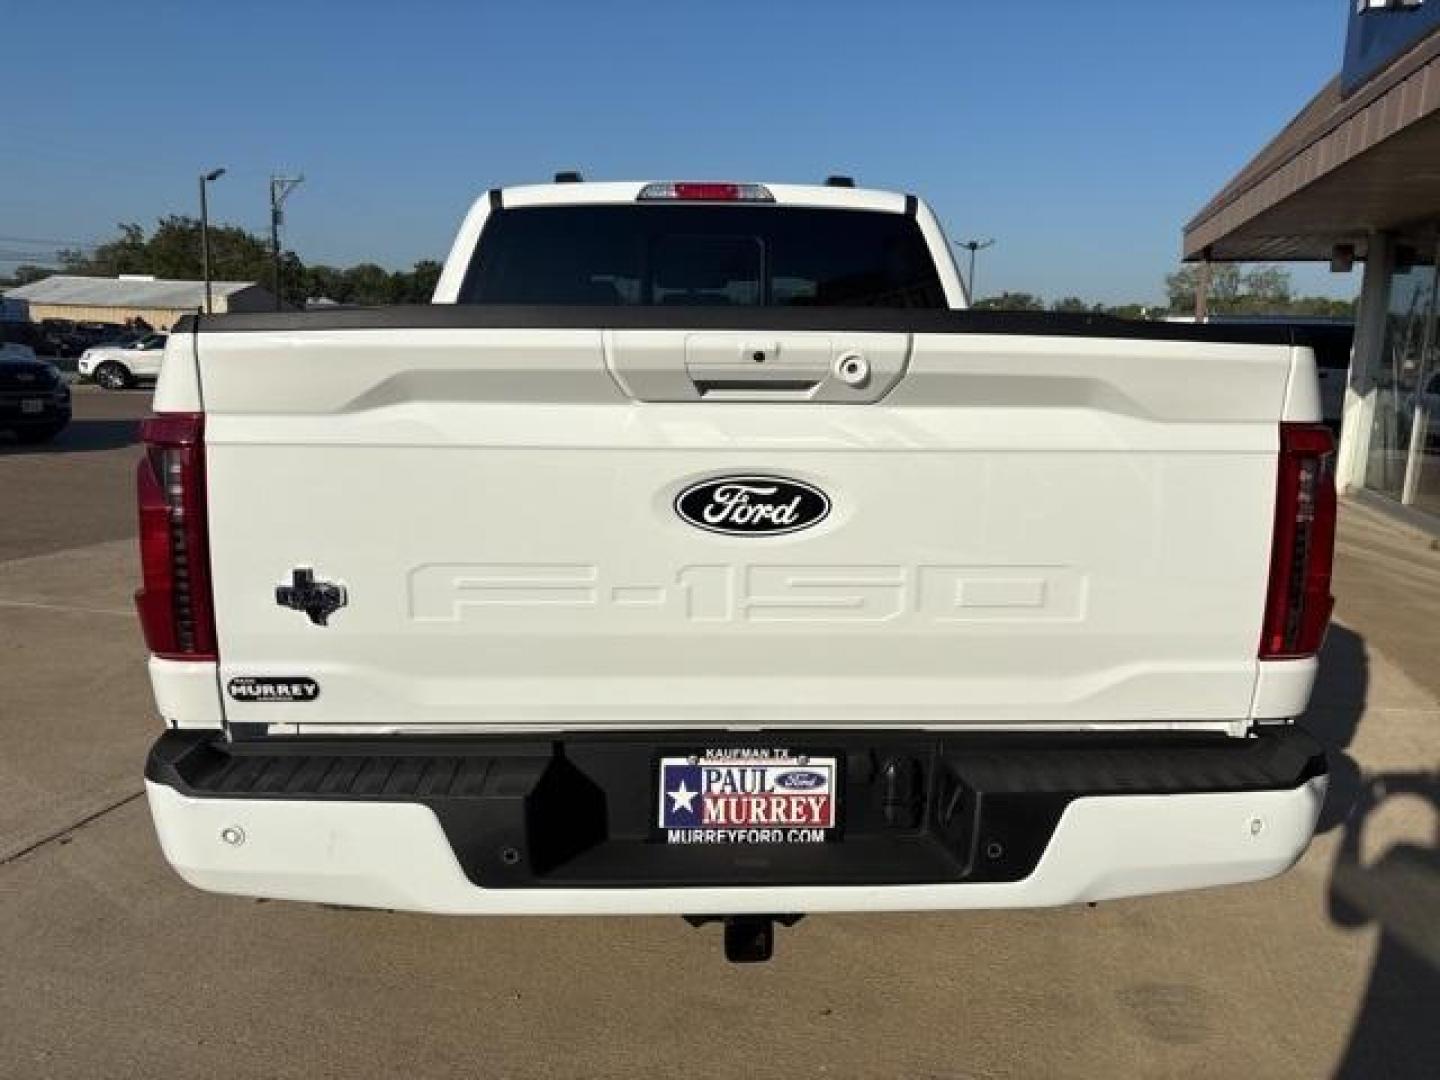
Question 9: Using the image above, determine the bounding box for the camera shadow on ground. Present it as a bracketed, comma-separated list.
[1305, 625, 1440, 1079]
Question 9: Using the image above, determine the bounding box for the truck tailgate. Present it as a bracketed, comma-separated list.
[194, 321, 1295, 733]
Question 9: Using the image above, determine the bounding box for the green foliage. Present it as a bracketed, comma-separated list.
[59, 217, 299, 303]
[962, 293, 1160, 318]
[1164, 263, 1354, 318]
[300, 259, 442, 305]
[406, 260, 443, 302]
[973, 291, 1046, 311]
[340, 263, 393, 304]
[1281, 295, 1357, 318]
[1243, 265, 1291, 307]
[8, 265, 55, 286]
[55, 219, 441, 307]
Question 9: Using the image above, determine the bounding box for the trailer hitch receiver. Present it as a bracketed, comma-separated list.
[684, 914, 805, 963]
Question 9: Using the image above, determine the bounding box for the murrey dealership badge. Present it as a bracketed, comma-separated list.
[227, 676, 320, 702]
[674, 475, 831, 536]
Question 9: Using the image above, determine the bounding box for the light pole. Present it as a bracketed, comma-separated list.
[199, 168, 226, 314]
[269, 174, 304, 310]
[955, 238, 995, 304]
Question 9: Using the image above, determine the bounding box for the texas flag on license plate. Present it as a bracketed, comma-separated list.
[658, 753, 837, 844]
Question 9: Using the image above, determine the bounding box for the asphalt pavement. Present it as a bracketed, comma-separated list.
[1, 386, 1436, 1079]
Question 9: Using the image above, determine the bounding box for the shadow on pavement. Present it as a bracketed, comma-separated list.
[1305, 626, 1367, 834]
[1327, 770, 1440, 1078]
[1304, 626, 1440, 1078]
[0, 418, 139, 455]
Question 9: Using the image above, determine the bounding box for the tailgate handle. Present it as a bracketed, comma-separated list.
[687, 341, 830, 398]
[691, 366, 821, 397]
[685, 360, 823, 403]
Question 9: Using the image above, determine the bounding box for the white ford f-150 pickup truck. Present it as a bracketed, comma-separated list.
[140, 178, 1334, 961]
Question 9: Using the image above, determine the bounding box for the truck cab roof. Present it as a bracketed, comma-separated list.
[491, 180, 914, 213]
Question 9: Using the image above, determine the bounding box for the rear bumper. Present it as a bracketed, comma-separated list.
[145, 728, 1327, 915]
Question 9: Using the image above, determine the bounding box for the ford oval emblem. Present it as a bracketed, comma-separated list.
[774, 770, 827, 790]
[675, 475, 831, 536]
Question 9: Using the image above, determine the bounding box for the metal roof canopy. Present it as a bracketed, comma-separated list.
[1184, 28, 1440, 263]
[3, 275, 262, 309]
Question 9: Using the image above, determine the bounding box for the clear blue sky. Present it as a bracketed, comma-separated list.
[2, 0, 1357, 305]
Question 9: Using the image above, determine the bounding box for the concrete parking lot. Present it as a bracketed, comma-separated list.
[2, 386, 1437, 1079]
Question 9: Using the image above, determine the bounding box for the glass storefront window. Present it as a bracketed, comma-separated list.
[1408, 314, 1440, 516]
[1365, 235, 1439, 511]
[1411, 361, 1440, 518]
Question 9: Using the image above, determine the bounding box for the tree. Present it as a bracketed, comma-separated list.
[401, 259, 443, 303]
[57, 217, 308, 304]
[301, 263, 348, 303]
[1286, 296, 1357, 318]
[973, 291, 1045, 311]
[1102, 303, 1153, 321]
[1243, 265, 1291, 309]
[341, 263, 395, 305]
[297, 259, 439, 305]
[1164, 262, 1353, 318]
[9, 265, 54, 286]
[146, 216, 277, 283]
[1051, 296, 1097, 314]
[1166, 263, 1242, 313]
[61, 223, 147, 276]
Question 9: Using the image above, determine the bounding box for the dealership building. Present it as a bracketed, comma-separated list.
[1185, 0, 1440, 523]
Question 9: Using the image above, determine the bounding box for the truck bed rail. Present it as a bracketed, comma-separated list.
[176, 305, 1310, 344]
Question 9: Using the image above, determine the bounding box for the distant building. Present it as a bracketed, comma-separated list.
[1184, 2, 1440, 523]
[2, 275, 285, 330]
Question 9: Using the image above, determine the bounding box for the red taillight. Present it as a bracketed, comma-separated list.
[1259, 423, 1337, 659]
[135, 412, 216, 661]
[636, 181, 775, 202]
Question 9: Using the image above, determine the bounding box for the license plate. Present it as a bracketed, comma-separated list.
[658, 750, 838, 844]
[21, 399, 44, 414]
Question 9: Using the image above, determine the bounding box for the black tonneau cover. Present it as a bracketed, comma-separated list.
[177, 305, 1307, 345]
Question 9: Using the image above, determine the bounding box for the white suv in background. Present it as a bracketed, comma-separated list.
[78, 333, 168, 389]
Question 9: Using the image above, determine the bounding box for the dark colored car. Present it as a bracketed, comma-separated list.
[0, 352, 72, 443]
[75, 320, 126, 336]
[1, 319, 46, 352]
[72, 321, 132, 349]
[35, 321, 136, 359]
[38, 318, 86, 358]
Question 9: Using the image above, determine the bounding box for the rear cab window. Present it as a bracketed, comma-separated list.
[459, 204, 946, 308]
